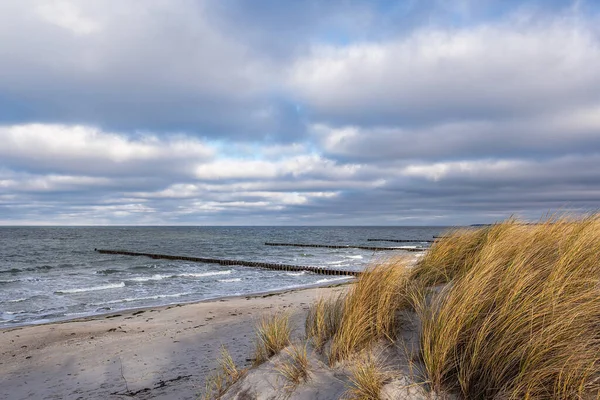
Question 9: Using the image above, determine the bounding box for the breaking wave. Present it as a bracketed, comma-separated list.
[55, 282, 125, 294]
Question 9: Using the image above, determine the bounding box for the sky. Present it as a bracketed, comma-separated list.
[1, 0, 600, 226]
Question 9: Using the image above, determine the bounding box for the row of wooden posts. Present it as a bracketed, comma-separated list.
[95, 249, 361, 276]
[95, 238, 433, 277]
[264, 242, 427, 252]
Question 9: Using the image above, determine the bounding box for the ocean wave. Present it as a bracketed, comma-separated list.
[55, 282, 125, 294]
[178, 270, 231, 278]
[325, 260, 346, 265]
[218, 278, 242, 283]
[0, 268, 23, 274]
[286, 271, 306, 276]
[1, 265, 61, 274]
[129, 274, 168, 282]
[4, 308, 45, 315]
[7, 298, 28, 303]
[343, 255, 363, 260]
[4, 310, 25, 315]
[95, 268, 121, 275]
[0, 278, 21, 284]
[315, 277, 352, 284]
[91, 292, 192, 306]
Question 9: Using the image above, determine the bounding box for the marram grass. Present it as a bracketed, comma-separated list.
[202, 346, 246, 400]
[206, 214, 600, 399]
[418, 215, 600, 399]
[276, 343, 311, 392]
[329, 257, 413, 364]
[344, 351, 389, 400]
[253, 311, 291, 366]
[305, 294, 345, 352]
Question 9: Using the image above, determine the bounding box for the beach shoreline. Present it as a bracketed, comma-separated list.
[0, 282, 350, 400]
[0, 277, 354, 331]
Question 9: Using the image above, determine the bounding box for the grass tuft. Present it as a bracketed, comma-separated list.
[276, 343, 311, 392]
[202, 346, 246, 400]
[305, 294, 345, 351]
[253, 311, 291, 366]
[344, 352, 389, 400]
[418, 215, 600, 398]
[329, 258, 412, 364]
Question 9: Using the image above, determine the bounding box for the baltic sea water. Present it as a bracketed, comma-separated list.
[0, 226, 447, 327]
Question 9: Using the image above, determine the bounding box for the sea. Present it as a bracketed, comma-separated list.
[0, 226, 448, 328]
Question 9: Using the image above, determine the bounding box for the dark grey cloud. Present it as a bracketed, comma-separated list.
[0, 0, 306, 139]
[1, 1, 600, 225]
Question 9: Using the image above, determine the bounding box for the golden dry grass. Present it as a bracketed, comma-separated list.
[253, 311, 291, 366]
[305, 294, 345, 351]
[418, 215, 600, 399]
[202, 346, 246, 400]
[409, 220, 520, 287]
[344, 352, 389, 400]
[329, 258, 413, 364]
[276, 343, 311, 392]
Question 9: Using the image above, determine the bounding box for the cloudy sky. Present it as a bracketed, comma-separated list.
[1, 0, 599, 225]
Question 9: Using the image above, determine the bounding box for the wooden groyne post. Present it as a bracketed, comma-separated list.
[367, 238, 434, 243]
[264, 242, 427, 252]
[94, 249, 360, 276]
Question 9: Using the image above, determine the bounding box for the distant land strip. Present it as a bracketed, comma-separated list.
[264, 242, 427, 252]
[367, 238, 434, 243]
[94, 249, 360, 276]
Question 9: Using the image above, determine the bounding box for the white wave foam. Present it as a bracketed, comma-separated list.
[56, 282, 125, 294]
[0, 279, 20, 283]
[218, 278, 242, 283]
[326, 260, 345, 265]
[286, 271, 306, 276]
[315, 277, 352, 284]
[91, 292, 192, 306]
[7, 298, 27, 303]
[179, 270, 231, 278]
[344, 255, 363, 259]
[129, 274, 168, 282]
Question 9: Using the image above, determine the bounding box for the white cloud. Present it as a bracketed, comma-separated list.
[0, 124, 214, 176]
[35, 0, 100, 35]
[290, 17, 600, 123]
[194, 155, 362, 181]
[402, 160, 524, 181]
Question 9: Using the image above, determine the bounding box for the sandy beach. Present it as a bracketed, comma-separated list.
[0, 284, 349, 400]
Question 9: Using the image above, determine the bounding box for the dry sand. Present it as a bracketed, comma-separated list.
[0, 284, 350, 400]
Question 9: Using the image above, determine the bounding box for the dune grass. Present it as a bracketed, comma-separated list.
[305, 294, 345, 352]
[203, 346, 246, 400]
[418, 216, 600, 398]
[253, 311, 291, 366]
[328, 258, 413, 364]
[276, 343, 311, 392]
[409, 220, 522, 287]
[205, 214, 600, 399]
[344, 352, 389, 400]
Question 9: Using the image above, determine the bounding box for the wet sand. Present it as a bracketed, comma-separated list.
[0, 284, 349, 400]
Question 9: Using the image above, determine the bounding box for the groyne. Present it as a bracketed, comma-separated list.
[94, 249, 360, 276]
[264, 242, 426, 252]
[367, 238, 434, 243]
